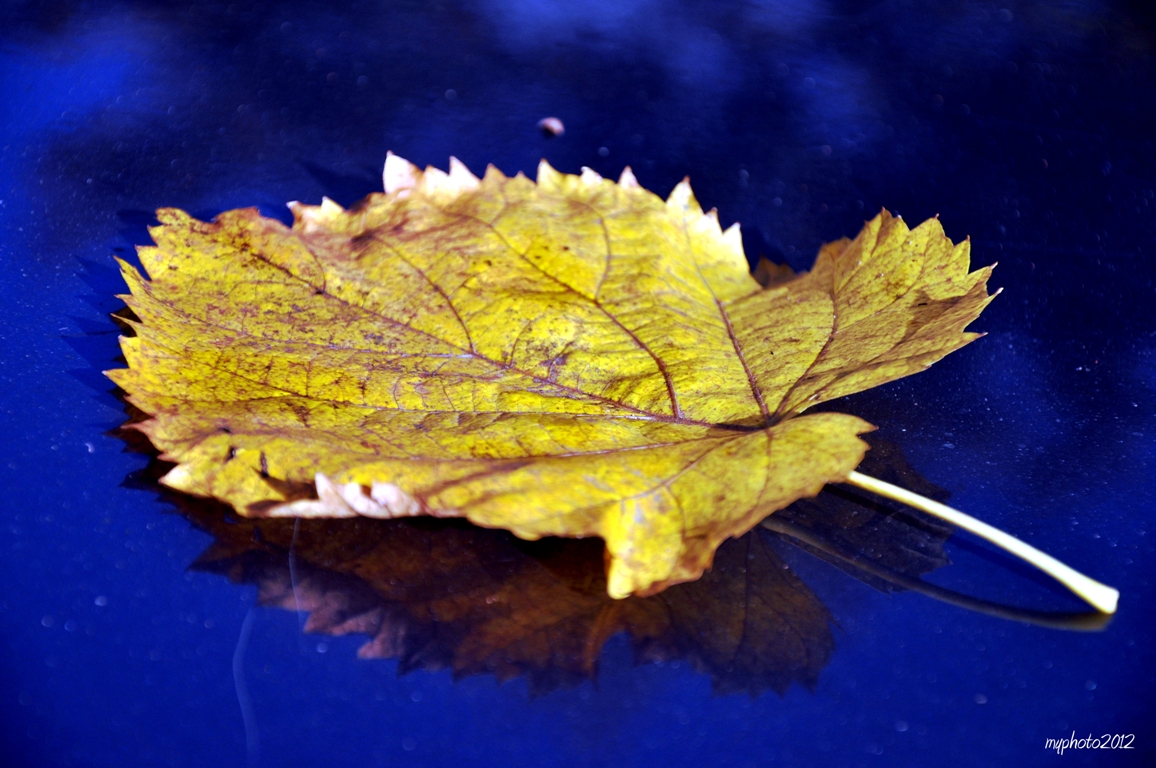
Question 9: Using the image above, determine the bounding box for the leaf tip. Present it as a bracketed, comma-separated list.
[422, 159, 480, 199]
[160, 463, 194, 493]
[383, 151, 421, 195]
[536, 159, 564, 189]
[447, 156, 481, 190]
[618, 166, 639, 188]
[580, 166, 603, 186]
[666, 177, 701, 214]
[290, 196, 346, 233]
[605, 564, 633, 601]
[483, 164, 507, 183]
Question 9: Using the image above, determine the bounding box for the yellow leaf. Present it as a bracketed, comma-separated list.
[108, 154, 993, 598]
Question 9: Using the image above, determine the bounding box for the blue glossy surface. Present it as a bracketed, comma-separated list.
[1, 2, 1153, 766]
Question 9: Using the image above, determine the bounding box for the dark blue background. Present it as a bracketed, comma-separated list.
[1, 1, 1153, 766]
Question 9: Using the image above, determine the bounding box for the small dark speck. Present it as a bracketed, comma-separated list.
[225, 446, 237, 462]
[537, 116, 565, 136]
[259, 452, 269, 478]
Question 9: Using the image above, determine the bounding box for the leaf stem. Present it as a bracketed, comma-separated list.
[843, 470, 1119, 614]
[761, 517, 1111, 631]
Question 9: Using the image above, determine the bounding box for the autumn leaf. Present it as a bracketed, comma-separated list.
[109, 153, 995, 599]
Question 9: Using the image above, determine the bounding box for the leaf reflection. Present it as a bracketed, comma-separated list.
[154, 439, 959, 697]
[189, 512, 833, 697]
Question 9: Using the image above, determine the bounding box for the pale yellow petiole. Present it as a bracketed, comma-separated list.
[843, 470, 1119, 614]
